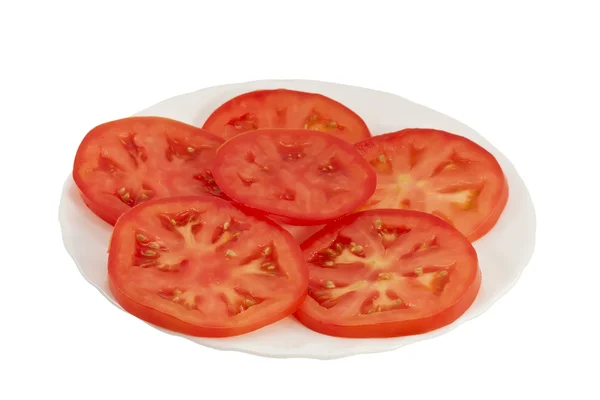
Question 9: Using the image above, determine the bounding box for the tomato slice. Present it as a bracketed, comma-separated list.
[212, 129, 377, 225]
[202, 89, 371, 143]
[73, 117, 225, 225]
[108, 196, 308, 337]
[355, 129, 509, 241]
[295, 210, 481, 338]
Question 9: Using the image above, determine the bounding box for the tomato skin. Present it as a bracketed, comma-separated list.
[109, 279, 308, 338]
[202, 89, 371, 143]
[466, 178, 508, 242]
[355, 128, 509, 241]
[295, 269, 480, 338]
[78, 189, 118, 226]
[294, 209, 481, 338]
[108, 195, 309, 338]
[212, 129, 377, 225]
[73, 116, 225, 226]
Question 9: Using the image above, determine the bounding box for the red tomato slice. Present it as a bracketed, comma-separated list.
[355, 129, 509, 241]
[202, 89, 371, 143]
[212, 129, 377, 225]
[73, 117, 225, 225]
[108, 196, 308, 337]
[295, 210, 481, 338]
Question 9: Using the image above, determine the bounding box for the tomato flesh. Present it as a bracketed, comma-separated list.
[108, 196, 308, 337]
[212, 129, 377, 225]
[202, 89, 371, 143]
[73, 117, 225, 225]
[355, 129, 508, 241]
[295, 210, 481, 338]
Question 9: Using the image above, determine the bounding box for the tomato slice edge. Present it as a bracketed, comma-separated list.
[73, 116, 225, 225]
[295, 209, 481, 338]
[202, 89, 371, 143]
[354, 128, 509, 241]
[295, 268, 480, 338]
[109, 277, 308, 337]
[212, 128, 377, 225]
[107, 195, 309, 337]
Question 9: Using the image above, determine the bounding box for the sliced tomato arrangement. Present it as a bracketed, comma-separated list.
[295, 210, 481, 338]
[212, 129, 377, 225]
[202, 89, 371, 143]
[355, 129, 508, 241]
[73, 117, 225, 225]
[108, 196, 308, 337]
[72, 89, 509, 340]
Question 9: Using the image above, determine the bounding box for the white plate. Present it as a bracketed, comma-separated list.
[59, 79, 536, 359]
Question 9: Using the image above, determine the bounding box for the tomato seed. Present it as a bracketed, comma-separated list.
[225, 249, 237, 257]
[138, 261, 154, 268]
[351, 245, 363, 253]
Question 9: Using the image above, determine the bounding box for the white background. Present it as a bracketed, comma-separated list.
[1, 1, 598, 399]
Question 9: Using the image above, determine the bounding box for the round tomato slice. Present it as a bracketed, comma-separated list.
[108, 196, 308, 337]
[73, 117, 225, 225]
[212, 129, 377, 225]
[355, 129, 509, 241]
[202, 89, 371, 143]
[295, 210, 481, 338]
